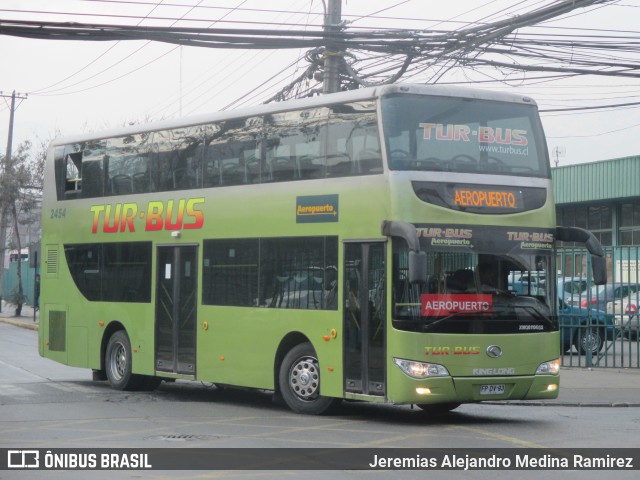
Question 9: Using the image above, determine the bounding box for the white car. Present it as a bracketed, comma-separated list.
[508, 271, 546, 296]
[607, 290, 640, 339]
[557, 277, 589, 306]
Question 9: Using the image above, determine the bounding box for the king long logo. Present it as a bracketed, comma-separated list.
[486, 345, 503, 358]
[90, 198, 205, 234]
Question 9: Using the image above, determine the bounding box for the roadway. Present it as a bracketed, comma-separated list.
[0, 321, 639, 479]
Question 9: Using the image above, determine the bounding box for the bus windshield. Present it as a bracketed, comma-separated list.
[382, 94, 549, 178]
[392, 225, 556, 334]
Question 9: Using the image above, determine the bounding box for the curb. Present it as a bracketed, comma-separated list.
[485, 400, 640, 408]
[0, 317, 39, 331]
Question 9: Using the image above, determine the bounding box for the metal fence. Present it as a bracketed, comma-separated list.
[1, 260, 39, 308]
[558, 246, 640, 368]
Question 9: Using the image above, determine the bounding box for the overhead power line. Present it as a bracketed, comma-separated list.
[0, 18, 430, 53]
[1, 0, 637, 112]
[539, 100, 640, 112]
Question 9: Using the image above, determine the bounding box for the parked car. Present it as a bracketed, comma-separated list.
[508, 271, 546, 295]
[267, 267, 337, 310]
[607, 290, 640, 339]
[557, 280, 617, 355]
[579, 283, 640, 311]
[557, 276, 589, 306]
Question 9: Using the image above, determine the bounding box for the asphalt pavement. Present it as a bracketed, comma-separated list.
[1, 300, 638, 408]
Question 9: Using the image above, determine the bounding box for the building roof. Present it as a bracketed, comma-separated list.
[552, 155, 640, 205]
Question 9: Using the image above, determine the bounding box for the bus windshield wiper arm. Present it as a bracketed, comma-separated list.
[511, 304, 555, 329]
[422, 311, 473, 331]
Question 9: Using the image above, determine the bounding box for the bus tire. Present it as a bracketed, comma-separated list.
[105, 330, 140, 391]
[278, 342, 339, 415]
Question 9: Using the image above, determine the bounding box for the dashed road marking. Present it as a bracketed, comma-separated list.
[0, 384, 36, 397]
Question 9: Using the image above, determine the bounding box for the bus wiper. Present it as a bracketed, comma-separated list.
[506, 303, 555, 329]
[482, 287, 514, 297]
[412, 160, 443, 171]
[494, 295, 555, 328]
[422, 311, 474, 332]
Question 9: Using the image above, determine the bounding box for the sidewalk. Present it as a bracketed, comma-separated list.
[0, 299, 39, 331]
[535, 367, 640, 407]
[1, 300, 638, 407]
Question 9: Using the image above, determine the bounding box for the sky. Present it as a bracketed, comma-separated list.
[1, 0, 640, 167]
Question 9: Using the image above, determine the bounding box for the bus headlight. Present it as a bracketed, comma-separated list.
[393, 358, 450, 378]
[535, 358, 560, 375]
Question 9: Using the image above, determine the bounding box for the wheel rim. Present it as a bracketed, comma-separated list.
[108, 342, 127, 382]
[288, 355, 320, 401]
[581, 330, 601, 354]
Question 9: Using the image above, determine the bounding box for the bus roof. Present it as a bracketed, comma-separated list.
[50, 83, 538, 148]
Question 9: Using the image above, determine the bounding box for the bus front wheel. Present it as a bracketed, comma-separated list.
[105, 330, 160, 391]
[278, 342, 339, 415]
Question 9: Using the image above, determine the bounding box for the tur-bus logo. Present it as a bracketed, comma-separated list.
[90, 198, 205, 234]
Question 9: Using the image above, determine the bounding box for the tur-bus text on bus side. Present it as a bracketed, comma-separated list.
[90, 198, 205, 234]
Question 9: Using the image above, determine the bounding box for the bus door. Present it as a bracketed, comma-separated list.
[344, 242, 386, 396]
[155, 245, 198, 376]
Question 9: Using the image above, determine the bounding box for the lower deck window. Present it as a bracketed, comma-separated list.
[203, 236, 338, 310]
[64, 242, 152, 302]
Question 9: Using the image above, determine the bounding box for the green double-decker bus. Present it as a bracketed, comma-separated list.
[39, 84, 605, 414]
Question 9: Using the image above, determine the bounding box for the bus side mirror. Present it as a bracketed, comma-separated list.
[381, 220, 427, 285]
[556, 226, 607, 285]
[591, 256, 607, 286]
[409, 251, 427, 285]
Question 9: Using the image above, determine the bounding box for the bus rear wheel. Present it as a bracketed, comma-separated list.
[278, 342, 339, 415]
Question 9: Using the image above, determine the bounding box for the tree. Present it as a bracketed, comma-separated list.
[0, 138, 45, 316]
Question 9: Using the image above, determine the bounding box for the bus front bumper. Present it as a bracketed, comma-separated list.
[390, 374, 560, 405]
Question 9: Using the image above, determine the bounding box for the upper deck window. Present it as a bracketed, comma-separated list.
[53, 101, 382, 200]
[382, 94, 550, 178]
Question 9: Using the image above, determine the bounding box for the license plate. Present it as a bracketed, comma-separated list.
[480, 384, 505, 395]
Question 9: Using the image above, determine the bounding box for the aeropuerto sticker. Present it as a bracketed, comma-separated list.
[296, 194, 339, 223]
[421, 294, 493, 316]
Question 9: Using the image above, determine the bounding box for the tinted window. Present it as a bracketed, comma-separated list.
[203, 117, 262, 187]
[81, 140, 106, 198]
[260, 237, 338, 310]
[102, 243, 152, 302]
[64, 243, 101, 301]
[203, 236, 338, 310]
[55, 101, 383, 200]
[106, 133, 154, 195]
[326, 101, 382, 177]
[151, 127, 204, 191]
[264, 107, 328, 181]
[64, 242, 152, 302]
[382, 94, 549, 178]
[202, 239, 259, 307]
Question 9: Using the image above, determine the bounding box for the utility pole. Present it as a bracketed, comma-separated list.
[0, 90, 28, 307]
[322, 0, 342, 94]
